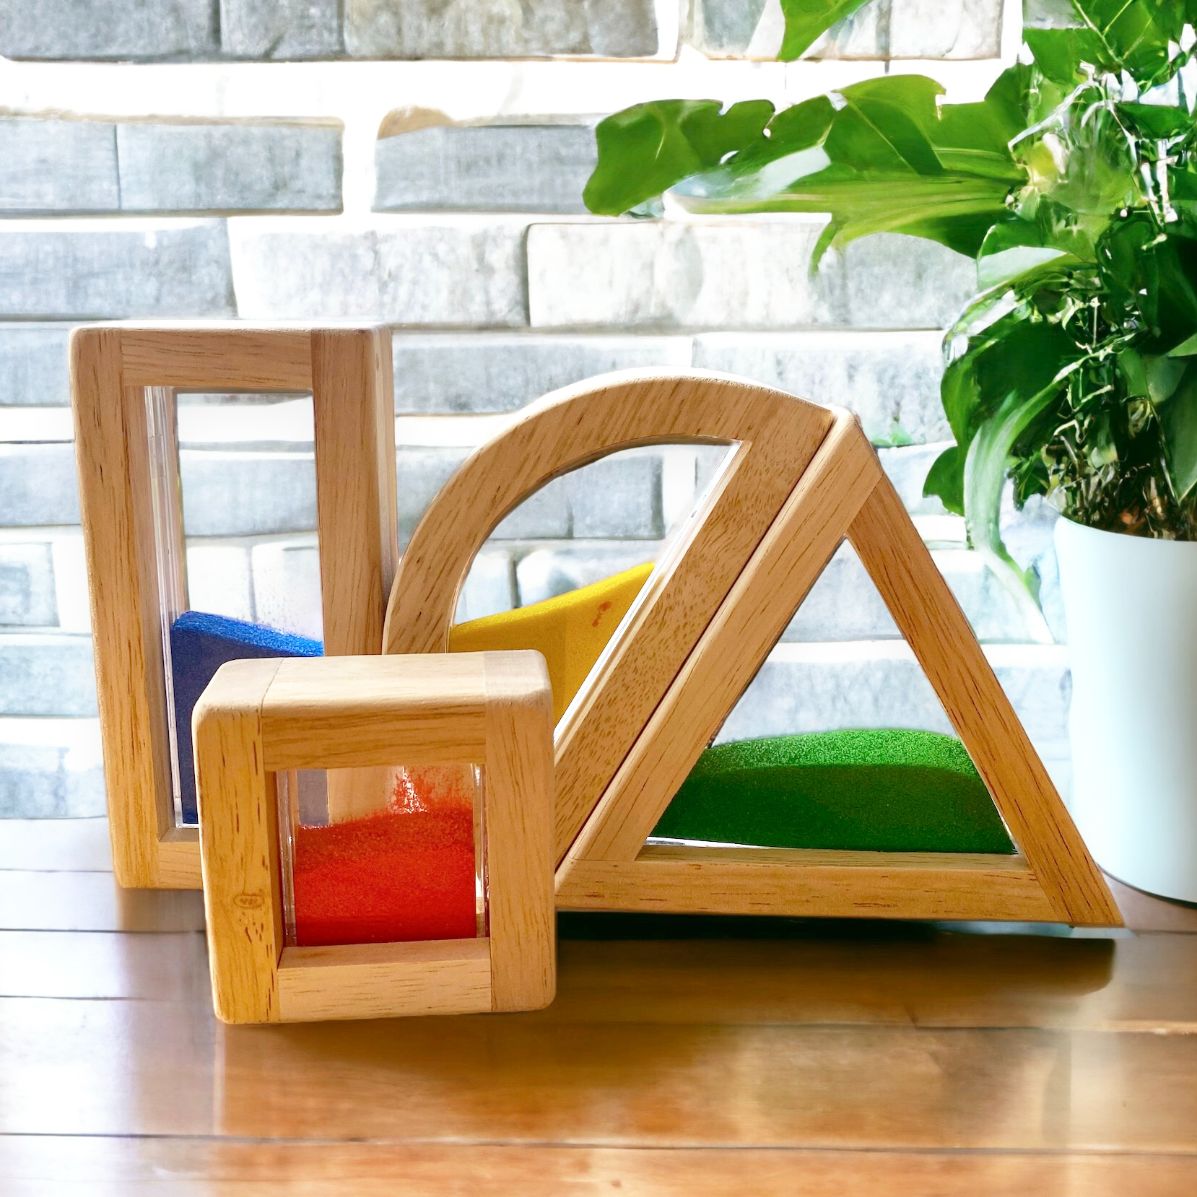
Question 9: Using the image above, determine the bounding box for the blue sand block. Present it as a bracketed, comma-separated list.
[170, 611, 322, 824]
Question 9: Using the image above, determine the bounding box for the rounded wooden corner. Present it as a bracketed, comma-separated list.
[481, 651, 554, 711]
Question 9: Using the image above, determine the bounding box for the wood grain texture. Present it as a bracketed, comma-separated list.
[310, 327, 398, 660]
[5, 923, 1196, 1030]
[2, 893, 1197, 1191]
[380, 370, 836, 864]
[196, 652, 555, 1023]
[5, 1138, 1195, 1197]
[193, 659, 283, 1024]
[558, 848, 1055, 921]
[311, 328, 400, 823]
[848, 475, 1122, 927]
[118, 325, 313, 389]
[0, 819, 113, 872]
[10, 817, 1190, 934]
[260, 655, 491, 771]
[0, 870, 205, 932]
[277, 939, 494, 1022]
[0, 929, 208, 1000]
[1106, 877, 1197, 933]
[557, 417, 1117, 928]
[562, 411, 877, 868]
[71, 328, 184, 889]
[483, 653, 556, 1011]
[71, 323, 400, 888]
[6, 992, 1197, 1146]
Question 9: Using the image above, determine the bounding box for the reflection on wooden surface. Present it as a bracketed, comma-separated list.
[0, 870, 205, 932]
[0, 818, 113, 872]
[1, 833, 1196, 1192]
[3, 1138, 1196, 1197]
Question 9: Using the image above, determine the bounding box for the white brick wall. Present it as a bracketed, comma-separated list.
[0, 0, 1052, 819]
[229, 221, 528, 323]
[690, 0, 1003, 59]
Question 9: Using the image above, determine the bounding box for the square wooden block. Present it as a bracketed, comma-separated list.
[71, 323, 398, 890]
[195, 651, 555, 1023]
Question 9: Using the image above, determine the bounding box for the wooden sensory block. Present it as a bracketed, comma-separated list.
[195, 651, 556, 1024]
[70, 323, 398, 890]
[382, 370, 1121, 928]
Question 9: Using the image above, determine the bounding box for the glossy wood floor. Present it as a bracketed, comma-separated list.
[2, 818, 1196, 1195]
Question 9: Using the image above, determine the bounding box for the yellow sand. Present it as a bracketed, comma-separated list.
[448, 563, 652, 721]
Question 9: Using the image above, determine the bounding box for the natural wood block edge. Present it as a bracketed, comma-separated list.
[72, 323, 397, 892]
[198, 653, 555, 1024]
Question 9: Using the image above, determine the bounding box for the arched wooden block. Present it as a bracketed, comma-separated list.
[383, 370, 836, 864]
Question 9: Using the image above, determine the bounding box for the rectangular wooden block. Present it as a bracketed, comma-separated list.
[71, 323, 397, 889]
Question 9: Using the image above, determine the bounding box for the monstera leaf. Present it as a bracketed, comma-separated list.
[587, 72, 1029, 263]
[778, 0, 875, 60]
[584, 0, 1197, 603]
[674, 73, 1025, 260]
[582, 99, 773, 216]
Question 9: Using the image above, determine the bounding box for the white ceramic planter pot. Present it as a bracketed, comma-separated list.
[1055, 516, 1197, 902]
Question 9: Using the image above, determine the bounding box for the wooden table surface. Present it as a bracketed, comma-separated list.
[2, 817, 1196, 1195]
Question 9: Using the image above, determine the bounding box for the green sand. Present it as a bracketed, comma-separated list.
[652, 729, 1015, 855]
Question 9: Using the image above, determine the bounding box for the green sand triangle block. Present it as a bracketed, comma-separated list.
[652, 729, 1014, 855]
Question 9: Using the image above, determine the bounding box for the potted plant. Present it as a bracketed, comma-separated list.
[584, 0, 1197, 901]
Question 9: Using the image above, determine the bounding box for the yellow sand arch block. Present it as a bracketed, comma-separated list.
[448, 564, 653, 722]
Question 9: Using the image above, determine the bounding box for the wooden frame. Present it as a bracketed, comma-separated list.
[71, 324, 398, 890]
[195, 651, 555, 1023]
[383, 371, 836, 864]
[383, 370, 1122, 927]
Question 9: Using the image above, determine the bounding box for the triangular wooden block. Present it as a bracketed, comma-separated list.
[384, 371, 1121, 927]
[556, 416, 1120, 926]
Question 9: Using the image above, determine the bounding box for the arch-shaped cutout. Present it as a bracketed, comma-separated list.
[383, 370, 838, 862]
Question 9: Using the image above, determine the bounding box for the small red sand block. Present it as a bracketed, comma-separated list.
[292, 767, 479, 947]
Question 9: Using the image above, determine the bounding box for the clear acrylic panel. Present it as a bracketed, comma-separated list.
[175, 389, 321, 636]
[644, 538, 1019, 857]
[276, 763, 485, 948]
[146, 388, 322, 827]
[450, 441, 739, 727]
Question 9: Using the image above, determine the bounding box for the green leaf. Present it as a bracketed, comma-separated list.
[665, 74, 1022, 260]
[963, 387, 1058, 642]
[1070, 0, 1191, 88]
[872, 422, 915, 448]
[923, 444, 965, 514]
[778, 0, 874, 61]
[829, 76, 945, 175]
[1116, 101, 1197, 140]
[715, 95, 838, 174]
[1024, 26, 1112, 84]
[977, 220, 1074, 289]
[1147, 354, 1188, 402]
[931, 315, 1085, 632]
[971, 318, 1080, 426]
[940, 352, 984, 446]
[1161, 368, 1197, 501]
[930, 68, 1031, 183]
[1027, 1, 1192, 89]
[1098, 218, 1197, 352]
[583, 99, 774, 216]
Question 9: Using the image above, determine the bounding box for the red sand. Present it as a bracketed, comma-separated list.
[292, 769, 479, 947]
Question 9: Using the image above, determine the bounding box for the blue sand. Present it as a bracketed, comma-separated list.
[170, 611, 322, 824]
